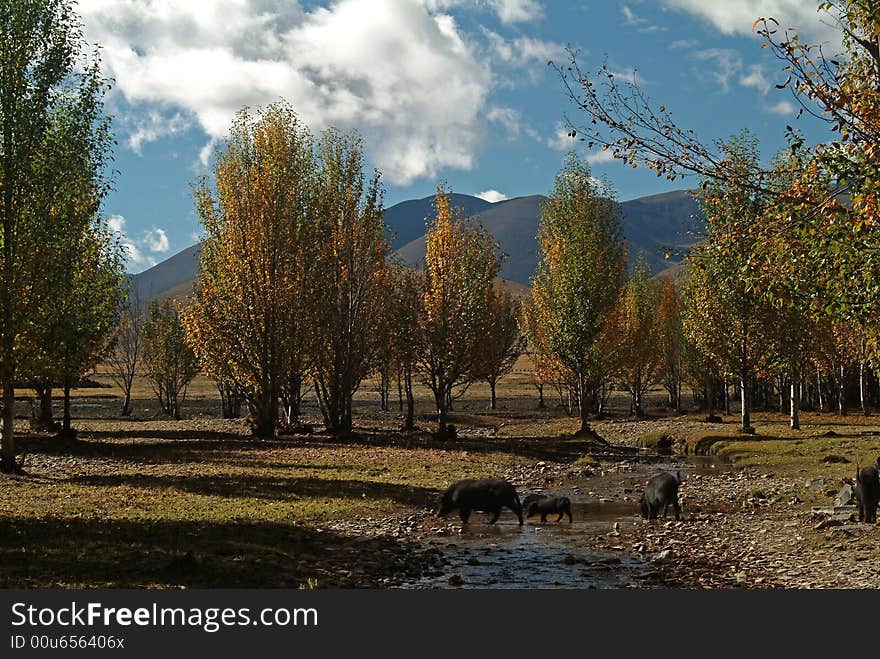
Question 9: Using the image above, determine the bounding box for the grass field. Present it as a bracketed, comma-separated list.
[2, 364, 879, 588]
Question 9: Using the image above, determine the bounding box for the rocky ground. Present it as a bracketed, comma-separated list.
[324, 424, 880, 589]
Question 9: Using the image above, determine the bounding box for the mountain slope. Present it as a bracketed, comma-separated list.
[384, 193, 493, 250]
[393, 190, 701, 285]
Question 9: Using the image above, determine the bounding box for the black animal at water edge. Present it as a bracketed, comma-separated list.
[437, 478, 524, 525]
[639, 471, 682, 521]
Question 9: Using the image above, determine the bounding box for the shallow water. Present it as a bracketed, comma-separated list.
[403, 452, 731, 589]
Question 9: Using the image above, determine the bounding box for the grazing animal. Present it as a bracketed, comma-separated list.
[526, 496, 573, 523]
[639, 471, 682, 521]
[437, 478, 523, 525]
[855, 461, 880, 524]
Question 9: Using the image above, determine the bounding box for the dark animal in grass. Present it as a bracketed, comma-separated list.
[855, 461, 880, 524]
[437, 478, 523, 525]
[526, 496, 573, 523]
[639, 471, 682, 521]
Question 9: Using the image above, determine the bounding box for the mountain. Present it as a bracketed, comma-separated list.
[393, 189, 701, 285]
[384, 193, 493, 250]
[130, 189, 702, 300]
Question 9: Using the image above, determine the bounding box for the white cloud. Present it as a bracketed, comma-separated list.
[659, 0, 842, 49]
[78, 0, 494, 185]
[107, 214, 169, 270]
[739, 64, 771, 94]
[425, 0, 543, 24]
[585, 149, 616, 165]
[483, 28, 565, 82]
[487, 106, 541, 141]
[766, 99, 796, 115]
[692, 48, 742, 93]
[669, 39, 699, 49]
[487, 0, 542, 24]
[547, 122, 576, 151]
[622, 5, 646, 26]
[143, 228, 170, 253]
[475, 189, 507, 202]
[127, 111, 191, 153]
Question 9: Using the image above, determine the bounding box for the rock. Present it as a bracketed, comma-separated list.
[821, 454, 850, 464]
[835, 484, 855, 507]
[447, 574, 464, 586]
[653, 549, 674, 562]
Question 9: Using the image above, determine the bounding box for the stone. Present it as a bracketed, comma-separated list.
[835, 484, 855, 507]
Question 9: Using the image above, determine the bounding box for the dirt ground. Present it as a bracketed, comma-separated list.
[1, 371, 879, 588]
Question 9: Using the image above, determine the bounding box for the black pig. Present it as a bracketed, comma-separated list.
[437, 478, 523, 525]
[526, 496, 573, 523]
[639, 471, 681, 521]
[855, 461, 880, 524]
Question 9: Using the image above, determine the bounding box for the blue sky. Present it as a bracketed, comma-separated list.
[77, 0, 839, 271]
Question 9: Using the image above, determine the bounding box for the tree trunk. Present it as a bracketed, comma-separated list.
[536, 383, 545, 409]
[790, 367, 800, 430]
[62, 384, 72, 433]
[251, 389, 278, 438]
[489, 378, 497, 410]
[860, 361, 868, 416]
[838, 364, 847, 416]
[577, 372, 590, 434]
[403, 370, 415, 431]
[705, 374, 716, 419]
[120, 388, 133, 417]
[817, 369, 825, 413]
[35, 383, 55, 430]
[740, 372, 751, 432]
[723, 379, 730, 415]
[435, 386, 449, 438]
[1, 378, 17, 473]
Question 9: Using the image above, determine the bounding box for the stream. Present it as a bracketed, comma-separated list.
[404, 453, 730, 589]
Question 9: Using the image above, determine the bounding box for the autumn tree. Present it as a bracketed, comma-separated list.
[184, 103, 317, 437]
[143, 300, 198, 420]
[419, 185, 499, 439]
[472, 289, 523, 410]
[389, 265, 422, 430]
[0, 0, 113, 471]
[311, 129, 390, 439]
[555, 2, 880, 319]
[656, 277, 685, 411]
[529, 155, 625, 437]
[107, 288, 146, 417]
[611, 256, 661, 418]
[683, 134, 776, 432]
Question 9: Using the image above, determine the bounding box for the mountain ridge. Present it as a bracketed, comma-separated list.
[131, 189, 702, 301]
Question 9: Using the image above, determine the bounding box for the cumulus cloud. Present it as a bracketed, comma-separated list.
[659, 0, 842, 48]
[143, 228, 170, 253]
[766, 99, 796, 116]
[475, 189, 508, 202]
[107, 214, 170, 270]
[78, 0, 495, 184]
[692, 48, 743, 93]
[425, 0, 542, 24]
[487, 106, 541, 142]
[585, 149, 616, 165]
[547, 122, 577, 151]
[487, 0, 542, 24]
[127, 111, 191, 153]
[739, 64, 771, 94]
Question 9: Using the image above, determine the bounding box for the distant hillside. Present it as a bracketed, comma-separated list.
[385, 193, 492, 250]
[394, 190, 702, 285]
[130, 189, 702, 300]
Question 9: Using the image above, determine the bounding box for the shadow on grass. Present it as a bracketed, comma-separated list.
[17, 426, 623, 467]
[63, 473, 438, 508]
[0, 516, 421, 588]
